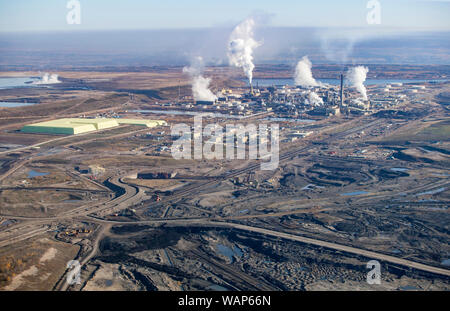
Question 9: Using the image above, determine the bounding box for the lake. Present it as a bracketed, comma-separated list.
[0, 77, 37, 89]
[0, 101, 37, 108]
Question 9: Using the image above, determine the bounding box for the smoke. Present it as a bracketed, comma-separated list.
[318, 28, 391, 64]
[346, 66, 369, 100]
[227, 18, 261, 84]
[320, 36, 356, 64]
[183, 56, 217, 102]
[305, 91, 323, 106]
[33, 73, 61, 84]
[294, 56, 320, 87]
[318, 28, 369, 64]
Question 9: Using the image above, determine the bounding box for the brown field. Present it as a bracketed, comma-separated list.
[0, 234, 79, 290]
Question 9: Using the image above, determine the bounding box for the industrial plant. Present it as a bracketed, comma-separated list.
[0, 2, 448, 296]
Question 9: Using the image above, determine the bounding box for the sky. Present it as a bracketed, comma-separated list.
[0, 0, 449, 32]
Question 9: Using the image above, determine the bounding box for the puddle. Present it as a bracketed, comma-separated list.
[233, 245, 243, 258]
[340, 191, 370, 196]
[441, 259, 450, 266]
[302, 184, 325, 190]
[216, 244, 243, 264]
[417, 187, 446, 196]
[207, 284, 229, 291]
[105, 279, 113, 287]
[27, 170, 49, 178]
[390, 168, 409, 172]
[0, 220, 13, 227]
[399, 285, 420, 291]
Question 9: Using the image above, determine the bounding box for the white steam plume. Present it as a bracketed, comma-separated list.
[305, 91, 323, 106]
[227, 18, 261, 84]
[346, 66, 369, 100]
[294, 56, 320, 87]
[33, 73, 61, 85]
[183, 57, 217, 102]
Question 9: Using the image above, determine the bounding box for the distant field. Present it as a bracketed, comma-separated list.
[380, 119, 450, 142]
[418, 120, 450, 141]
[82, 155, 193, 168]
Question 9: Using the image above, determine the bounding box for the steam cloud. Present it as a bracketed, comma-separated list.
[227, 18, 261, 84]
[183, 57, 217, 102]
[294, 56, 320, 87]
[346, 66, 369, 100]
[33, 73, 61, 85]
[305, 91, 323, 106]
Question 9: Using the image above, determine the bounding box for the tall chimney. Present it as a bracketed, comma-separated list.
[250, 82, 254, 95]
[340, 74, 344, 108]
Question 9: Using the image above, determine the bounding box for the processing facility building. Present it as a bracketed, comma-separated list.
[21, 118, 167, 135]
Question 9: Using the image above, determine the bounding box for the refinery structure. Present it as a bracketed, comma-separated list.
[180, 40, 405, 120]
[178, 73, 406, 119]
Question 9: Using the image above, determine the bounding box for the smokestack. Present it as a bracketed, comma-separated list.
[340, 74, 344, 108]
[250, 82, 254, 95]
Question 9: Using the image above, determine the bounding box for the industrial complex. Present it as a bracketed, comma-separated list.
[21, 118, 167, 135]
[0, 18, 448, 294]
[0, 65, 448, 292]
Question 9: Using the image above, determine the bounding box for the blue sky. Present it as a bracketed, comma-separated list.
[0, 0, 449, 32]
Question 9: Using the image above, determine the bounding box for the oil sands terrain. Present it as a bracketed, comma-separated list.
[0, 66, 449, 291]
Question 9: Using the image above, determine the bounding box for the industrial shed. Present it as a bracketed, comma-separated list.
[116, 119, 167, 127]
[21, 118, 166, 135]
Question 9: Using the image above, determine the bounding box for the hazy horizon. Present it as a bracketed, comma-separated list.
[1, 0, 449, 32]
[0, 27, 449, 70]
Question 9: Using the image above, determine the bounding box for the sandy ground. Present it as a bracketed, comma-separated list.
[3, 265, 38, 291]
[83, 264, 141, 291]
[39, 248, 58, 264]
[305, 276, 449, 291]
[4, 247, 58, 290]
[124, 178, 186, 191]
[0, 236, 80, 291]
[197, 190, 234, 208]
